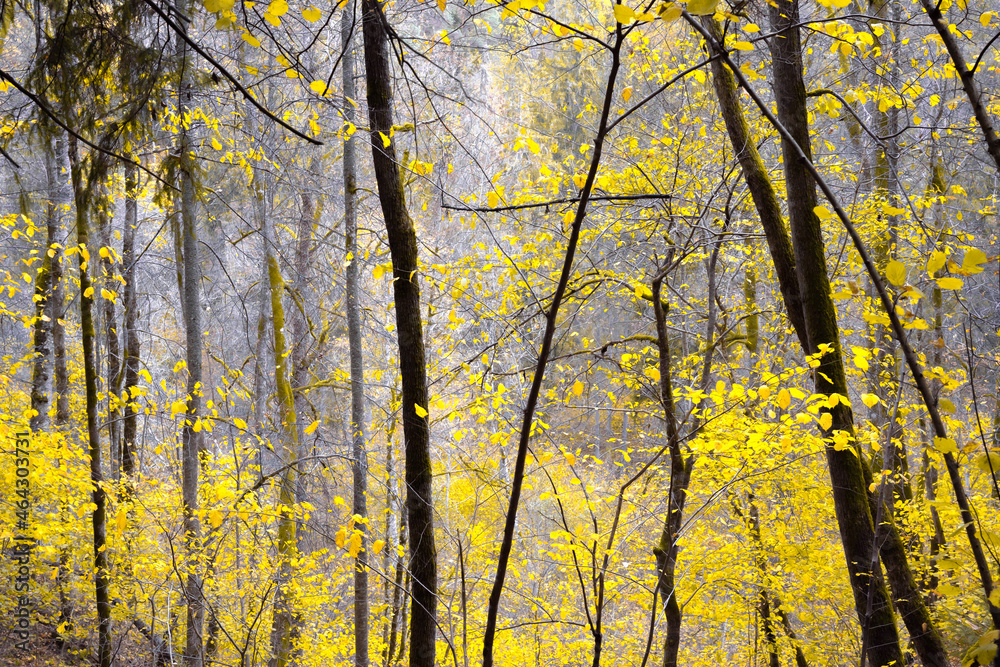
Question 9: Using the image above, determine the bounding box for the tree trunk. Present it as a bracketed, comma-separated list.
[121, 160, 141, 479]
[344, 4, 369, 666]
[68, 134, 112, 667]
[29, 139, 57, 431]
[704, 12, 947, 664]
[702, 16, 806, 351]
[173, 0, 205, 660]
[765, 4, 904, 666]
[51, 134, 70, 427]
[98, 189, 122, 479]
[361, 2, 437, 665]
[263, 180, 301, 667]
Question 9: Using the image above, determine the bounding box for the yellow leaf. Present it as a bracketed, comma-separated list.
[309, 80, 328, 95]
[233, 417, 247, 430]
[437, 0, 446, 10]
[686, 0, 717, 15]
[347, 530, 363, 557]
[373, 264, 384, 280]
[414, 403, 428, 418]
[302, 5, 321, 20]
[241, 31, 261, 47]
[813, 205, 832, 219]
[937, 277, 963, 290]
[116, 509, 127, 534]
[371, 539, 385, 555]
[101, 288, 116, 301]
[732, 40, 753, 51]
[777, 388, 791, 410]
[335, 527, 347, 548]
[488, 191, 500, 208]
[379, 132, 391, 148]
[263, 12, 280, 26]
[962, 247, 988, 274]
[267, 0, 288, 15]
[927, 250, 947, 275]
[885, 260, 906, 286]
[209, 509, 224, 528]
[819, 412, 833, 431]
[565, 451, 576, 465]
[572, 380, 584, 396]
[211, 137, 223, 150]
[621, 86, 633, 102]
[305, 420, 320, 435]
[933, 436, 958, 454]
[657, 2, 682, 20]
[613, 4, 635, 23]
[861, 393, 879, 408]
[83, 286, 94, 298]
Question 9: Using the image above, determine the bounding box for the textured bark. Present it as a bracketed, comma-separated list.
[51, 134, 70, 427]
[765, 3, 904, 665]
[174, 0, 205, 661]
[29, 139, 57, 431]
[263, 177, 301, 667]
[344, 5, 369, 666]
[68, 135, 112, 667]
[361, 3, 437, 665]
[651, 273, 693, 667]
[703, 17, 806, 350]
[121, 161, 140, 478]
[98, 190, 121, 477]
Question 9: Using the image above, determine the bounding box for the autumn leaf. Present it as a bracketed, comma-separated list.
[937, 277, 963, 290]
[302, 5, 321, 20]
[414, 403, 428, 418]
[885, 260, 906, 286]
[962, 247, 988, 274]
[572, 380, 584, 396]
[621, 86, 633, 102]
[777, 388, 791, 410]
[304, 420, 320, 435]
[686, 0, 717, 14]
[613, 4, 636, 23]
[927, 250, 947, 275]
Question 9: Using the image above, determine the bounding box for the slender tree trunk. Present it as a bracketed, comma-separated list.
[262, 177, 301, 667]
[173, 0, 205, 660]
[765, 4, 904, 666]
[361, 3, 437, 664]
[121, 161, 141, 479]
[30, 140, 57, 431]
[650, 270, 692, 667]
[52, 134, 70, 427]
[98, 190, 122, 479]
[68, 135, 112, 667]
[344, 4, 369, 665]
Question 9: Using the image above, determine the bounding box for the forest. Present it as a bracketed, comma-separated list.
[0, 0, 999, 664]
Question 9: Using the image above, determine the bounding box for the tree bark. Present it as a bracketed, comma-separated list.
[29, 138, 57, 431]
[173, 0, 205, 661]
[344, 4, 369, 666]
[361, 2, 437, 665]
[68, 134, 112, 667]
[765, 4, 904, 666]
[98, 188, 122, 478]
[121, 160, 141, 479]
[262, 171, 301, 667]
[702, 17, 806, 351]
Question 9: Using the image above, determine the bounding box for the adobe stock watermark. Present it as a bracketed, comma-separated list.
[10, 431, 31, 651]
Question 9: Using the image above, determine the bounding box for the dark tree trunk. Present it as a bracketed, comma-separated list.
[121, 160, 141, 479]
[68, 135, 112, 667]
[765, 4, 904, 666]
[361, 2, 437, 665]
